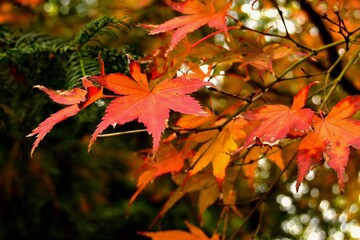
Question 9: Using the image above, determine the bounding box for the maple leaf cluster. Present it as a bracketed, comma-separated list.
[29, 54, 360, 196]
[29, 0, 360, 195]
[28, 54, 210, 156]
[241, 83, 360, 193]
[27, 0, 360, 236]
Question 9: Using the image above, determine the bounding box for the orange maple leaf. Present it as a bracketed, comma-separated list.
[147, 0, 232, 54]
[242, 82, 316, 148]
[129, 143, 193, 205]
[214, 33, 297, 75]
[141, 39, 190, 80]
[296, 95, 360, 192]
[88, 57, 211, 152]
[139, 220, 219, 240]
[236, 33, 295, 73]
[239, 43, 294, 73]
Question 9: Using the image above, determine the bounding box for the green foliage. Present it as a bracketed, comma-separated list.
[73, 16, 130, 46]
[0, 16, 129, 89]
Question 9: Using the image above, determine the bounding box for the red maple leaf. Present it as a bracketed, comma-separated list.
[296, 95, 360, 192]
[27, 54, 110, 157]
[242, 82, 316, 148]
[88, 58, 210, 152]
[147, 0, 232, 54]
[27, 79, 106, 157]
[15, 0, 43, 7]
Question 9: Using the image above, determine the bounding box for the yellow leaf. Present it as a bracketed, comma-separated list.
[190, 128, 237, 181]
[198, 182, 219, 217]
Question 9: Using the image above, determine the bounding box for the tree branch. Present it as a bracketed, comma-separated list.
[299, 0, 359, 94]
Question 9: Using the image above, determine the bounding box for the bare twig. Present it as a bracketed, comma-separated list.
[319, 50, 360, 111]
[229, 153, 297, 239]
[98, 129, 148, 137]
[208, 86, 254, 103]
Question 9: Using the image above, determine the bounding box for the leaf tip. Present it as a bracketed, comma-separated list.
[29, 149, 35, 158]
[216, 177, 224, 199]
[87, 142, 93, 153]
[295, 181, 301, 193]
[26, 132, 33, 138]
[195, 110, 210, 116]
[33, 85, 42, 89]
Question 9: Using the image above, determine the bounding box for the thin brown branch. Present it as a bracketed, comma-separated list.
[208, 86, 254, 103]
[219, 196, 262, 206]
[227, 14, 312, 51]
[98, 129, 148, 137]
[251, 201, 265, 239]
[299, 0, 360, 94]
[222, 208, 229, 240]
[229, 153, 296, 239]
[229, 199, 263, 240]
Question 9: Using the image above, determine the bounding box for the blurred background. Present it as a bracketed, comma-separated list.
[1, 0, 360, 239]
